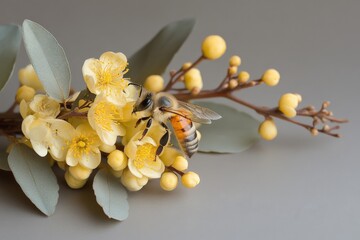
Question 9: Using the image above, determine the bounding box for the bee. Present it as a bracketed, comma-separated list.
[131, 84, 221, 158]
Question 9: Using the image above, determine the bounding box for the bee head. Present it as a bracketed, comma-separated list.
[130, 83, 154, 114]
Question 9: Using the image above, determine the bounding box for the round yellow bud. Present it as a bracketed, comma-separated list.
[237, 71, 250, 83]
[279, 105, 297, 118]
[279, 93, 299, 109]
[99, 142, 116, 153]
[184, 68, 203, 91]
[228, 79, 238, 89]
[18, 64, 43, 91]
[144, 75, 164, 92]
[160, 172, 178, 191]
[310, 128, 319, 136]
[229, 55, 241, 67]
[107, 150, 128, 171]
[262, 69, 280, 86]
[172, 156, 188, 171]
[121, 168, 148, 191]
[16, 85, 36, 103]
[110, 169, 123, 178]
[160, 147, 182, 166]
[228, 66, 238, 75]
[182, 62, 192, 70]
[258, 119, 278, 140]
[201, 35, 227, 60]
[65, 171, 87, 189]
[181, 171, 200, 188]
[69, 164, 92, 180]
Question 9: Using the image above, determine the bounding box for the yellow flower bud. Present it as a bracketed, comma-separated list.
[107, 150, 128, 171]
[99, 142, 116, 153]
[262, 69, 280, 86]
[110, 169, 123, 178]
[229, 55, 241, 67]
[278, 93, 299, 118]
[16, 85, 36, 103]
[181, 171, 200, 188]
[121, 168, 148, 191]
[228, 79, 238, 89]
[182, 62, 192, 70]
[144, 75, 164, 93]
[160, 172, 178, 191]
[172, 156, 188, 171]
[201, 35, 227, 60]
[310, 128, 319, 136]
[69, 164, 92, 180]
[18, 64, 43, 91]
[237, 71, 250, 83]
[228, 66, 238, 75]
[160, 147, 182, 166]
[258, 119, 277, 140]
[184, 68, 203, 91]
[65, 170, 87, 189]
[279, 105, 297, 118]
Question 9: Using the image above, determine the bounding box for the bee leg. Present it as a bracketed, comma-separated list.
[154, 122, 170, 160]
[139, 118, 153, 141]
[135, 116, 150, 128]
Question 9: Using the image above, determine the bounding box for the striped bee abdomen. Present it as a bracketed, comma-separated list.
[170, 115, 199, 158]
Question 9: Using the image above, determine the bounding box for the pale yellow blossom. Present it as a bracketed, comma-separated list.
[82, 51, 129, 103]
[65, 123, 102, 169]
[29, 94, 60, 118]
[88, 94, 133, 145]
[125, 133, 165, 179]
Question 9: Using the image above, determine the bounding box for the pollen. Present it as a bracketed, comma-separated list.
[77, 141, 86, 148]
[134, 143, 157, 169]
[95, 63, 127, 95]
[94, 101, 122, 131]
[69, 135, 93, 158]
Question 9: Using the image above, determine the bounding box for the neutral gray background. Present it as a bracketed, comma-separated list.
[0, 0, 359, 239]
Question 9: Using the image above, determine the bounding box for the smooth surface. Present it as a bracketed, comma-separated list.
[0, 0, 359, 239]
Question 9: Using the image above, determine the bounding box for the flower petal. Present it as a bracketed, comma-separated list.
[80, 149, 101, 169]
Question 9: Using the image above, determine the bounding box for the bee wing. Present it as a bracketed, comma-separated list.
[176, 101, 222, 124]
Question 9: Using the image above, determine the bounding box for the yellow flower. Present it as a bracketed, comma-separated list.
[82, 51, 129, 103]
[66, 123, 102, 169]
[18, 64, 44, 91]
[125, 132, 165, 179]
[29, 94, 60, 118]
[16, 85, 36, 103]
[21, 117, 73, 160]
[88, 94, 133, 145]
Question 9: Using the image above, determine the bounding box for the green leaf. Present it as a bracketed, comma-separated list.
[0, 24, 22, 92]
[8, 144, 59, 216]
[128, 18, 195, 84]
[0, 151, 10, 171]
[22, 19, 71, 102]
[93, 169, 129, 221]
[195, 102, 260, 153]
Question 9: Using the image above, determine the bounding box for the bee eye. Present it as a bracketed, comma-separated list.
[139, 96, 152, 109]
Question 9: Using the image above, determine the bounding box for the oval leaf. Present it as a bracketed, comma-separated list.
[22, 19, 71, 102]
[195, 102, 260, 153]
[128, 18, 195, 84]
[0, 24, 22, 92]
[93, 169, 129, 221]
[8, 144, 59, 216]
[0, 151, 10, 171]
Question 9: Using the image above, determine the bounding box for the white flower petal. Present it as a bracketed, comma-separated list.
[80, 149, 101, 169]
[66, 148, 79, 167]
[128, 159, 143, 178]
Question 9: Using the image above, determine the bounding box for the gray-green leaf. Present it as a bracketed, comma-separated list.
[128, 18, 195, 84]
[93, 169, 129, 221]
[22, 19, 71, 102]
[0, 24, 22, 93]
[195, 102, 260, 153]
[8, 144, 59, 216]
[0, 151, 10, 171]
